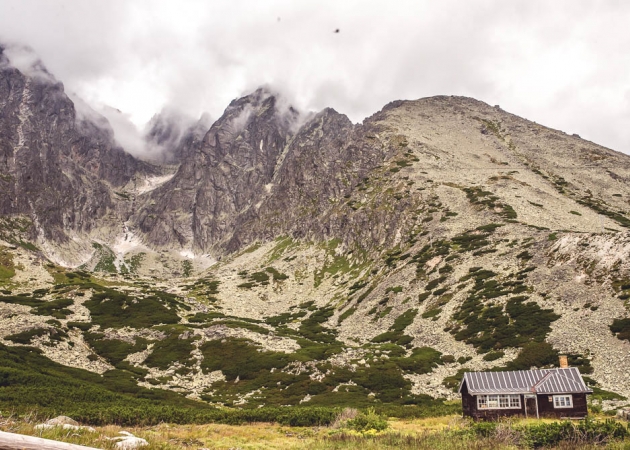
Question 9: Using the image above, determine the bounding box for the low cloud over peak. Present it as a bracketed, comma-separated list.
[1, 1, 629, 154]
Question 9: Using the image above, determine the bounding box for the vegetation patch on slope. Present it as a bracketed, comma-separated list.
[84, 288, 181, 329]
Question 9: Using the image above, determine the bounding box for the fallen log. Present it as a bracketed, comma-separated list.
[0, 430, 101, 450]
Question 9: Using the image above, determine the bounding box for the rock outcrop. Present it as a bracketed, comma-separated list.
[0, 45, 154, 250]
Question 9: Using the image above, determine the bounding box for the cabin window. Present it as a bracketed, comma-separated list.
[477, 394, 521, 409]
[553, 395, 573, 408]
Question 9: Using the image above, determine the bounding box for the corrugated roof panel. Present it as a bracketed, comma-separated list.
[463, 367, 591, 394]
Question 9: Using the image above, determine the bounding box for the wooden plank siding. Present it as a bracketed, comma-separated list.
[536, 393, 588, 418]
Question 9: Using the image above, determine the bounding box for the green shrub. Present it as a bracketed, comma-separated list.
[144, 331, 196, 370]
[265, 267, 289, 281]
[610, 318, 630, 342]
[521, 418, 628, 448]
[84, 333, 149, 367]
[451, 272, 558, 352]
[6, 327, 67, 344]
[385, 286, 403, 294]
[421, 308, 441, 319]
[482, 351, 505, 362]
[462, 188, 517, 220]
[188, 311, 226, 323]
[265, 310, 307, 326]
[345, 408, 388, 432]
[182, 260, 193, 277]
[298, 307, 338, 343]
[390, 309, 418, 332]
[0, 295, 73, 319]
[394, 347, 442, 374]
[84, 288, 180, 329]
[200, 338, 289, 380]
[504, 342, 558, 370]
[338, 307, 356, 324]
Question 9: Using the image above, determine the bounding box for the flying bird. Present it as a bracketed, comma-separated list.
[334, 28, 340, 33]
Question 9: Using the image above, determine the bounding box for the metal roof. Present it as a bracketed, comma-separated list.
[458, 367, 592, 395]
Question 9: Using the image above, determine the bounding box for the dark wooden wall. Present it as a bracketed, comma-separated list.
[537, 393, 588, 418]
[461, 382, 526, 420]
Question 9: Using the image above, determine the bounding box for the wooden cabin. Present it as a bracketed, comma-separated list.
[458, 365, 592, 420]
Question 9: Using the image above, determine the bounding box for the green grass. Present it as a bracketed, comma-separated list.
[314, 239, 354, 287]
[124, 253, 145, 273]
[0, 247, 16, 281]
[267, 236, 297, 262]
[91, 242, 117, 273]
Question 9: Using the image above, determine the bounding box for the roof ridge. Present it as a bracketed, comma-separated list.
[460, 367, 591, 395]
[531, 372, 554, 392]
[550, 369, 585, 388]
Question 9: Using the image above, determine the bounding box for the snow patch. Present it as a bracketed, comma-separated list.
[112, 224, 146, 255]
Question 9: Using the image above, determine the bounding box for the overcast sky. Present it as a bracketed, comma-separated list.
[1, 0, 629, 154]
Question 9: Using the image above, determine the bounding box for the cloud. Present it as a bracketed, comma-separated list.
[144, 106, 209, 163]
[0, 0, 629, 153]
[0, 43, 57, 84]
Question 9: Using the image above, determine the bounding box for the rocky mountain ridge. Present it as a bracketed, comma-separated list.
[1, 45, 630, 412]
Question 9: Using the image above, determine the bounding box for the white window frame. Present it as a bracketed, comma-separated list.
[476, 394, 521, 409]
[553, 395, 573, 408]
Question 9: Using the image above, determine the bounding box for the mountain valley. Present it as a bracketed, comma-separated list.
[1, 43, 630, 418]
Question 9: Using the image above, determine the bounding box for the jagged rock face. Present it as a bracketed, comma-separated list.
[135, 92, 420, 255]
[0, 46, 147, 242]
[133, 90, 630, 258]
[135, 88, 300, 250]
[144, 109, 211, 164]
[228, 108, 410, 253]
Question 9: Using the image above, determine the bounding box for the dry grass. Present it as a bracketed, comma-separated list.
[1, 413, 629, 449]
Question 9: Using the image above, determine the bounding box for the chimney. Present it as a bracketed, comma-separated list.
[559, 355, 569, 369]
